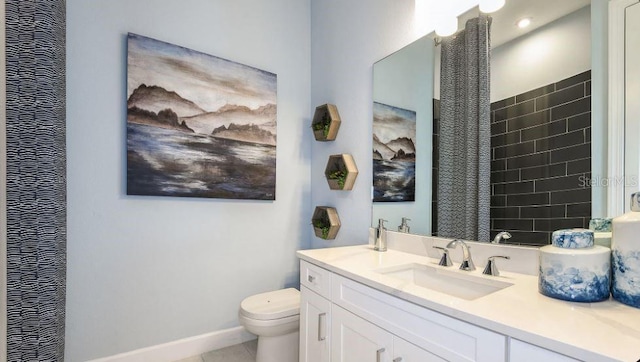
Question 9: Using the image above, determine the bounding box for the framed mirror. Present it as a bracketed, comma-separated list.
[372, 0, 609, 246]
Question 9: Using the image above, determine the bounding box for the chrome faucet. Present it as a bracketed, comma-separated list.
[432, 246, 452, 266]
[446, 239, 475, 271]
[493, 231, 512, 244]
[374, 219, 387, 252]
[483, 255, 510, 276]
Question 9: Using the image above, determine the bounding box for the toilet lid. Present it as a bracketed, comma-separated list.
[240, 288, 300, 320]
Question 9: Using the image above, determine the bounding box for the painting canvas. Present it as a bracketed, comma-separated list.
[372, 102, 416, 202]
[126, 33, 277, 200]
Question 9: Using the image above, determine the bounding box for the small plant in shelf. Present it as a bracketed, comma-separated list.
[312, 217, 331, 239]
[312, 112, 331, 139]
[311, 206, 341, 240]
[312, 104, 341, 141]
[327, 169, 347, 189]
[324, 154, 358, 190]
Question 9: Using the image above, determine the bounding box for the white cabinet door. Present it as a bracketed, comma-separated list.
[393, 336, 446, 362]
[332, 305, 394, 362]
[300, 286, 331, 362]
[509, 339, 580, 362]
[332, 274, 506, 362]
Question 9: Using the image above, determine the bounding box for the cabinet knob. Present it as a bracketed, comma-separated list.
[376, 348, 385, 362]
[393, 358, 403, 362]
[308, 274, 316, 283]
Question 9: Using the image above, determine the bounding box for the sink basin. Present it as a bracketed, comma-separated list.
[376, 263, 514, 300]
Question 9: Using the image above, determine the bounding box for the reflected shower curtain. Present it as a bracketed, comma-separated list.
[437, 16, 491, 242]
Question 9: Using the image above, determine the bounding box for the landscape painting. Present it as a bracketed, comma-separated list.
[126, 33, 277, 200]
[373, 102, 416, 202]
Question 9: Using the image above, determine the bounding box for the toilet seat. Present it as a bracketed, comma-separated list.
[240, 288, 300, 320]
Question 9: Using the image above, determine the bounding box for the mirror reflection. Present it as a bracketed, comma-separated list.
[373, 35, 435, 236]
[372, 0, 604, 246]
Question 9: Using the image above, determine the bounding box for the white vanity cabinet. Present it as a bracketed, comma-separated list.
[331, 305, 393, 362]
[300, 260, 506, 362]
[393, 336, 446, 361]
[300, 286, 331, 362]
[300, 261, 333, 362]
[332, 305, 443, 362]
[509, 339, 580, 362]
[298, 246, 640, 361]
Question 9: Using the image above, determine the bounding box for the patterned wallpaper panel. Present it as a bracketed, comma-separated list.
[5, 1, 67, 360]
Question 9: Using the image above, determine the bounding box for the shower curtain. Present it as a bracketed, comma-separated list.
[437, 15, 491, 242]
[5, 0, 67, 360]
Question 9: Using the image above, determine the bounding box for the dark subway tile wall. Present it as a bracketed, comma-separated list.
[521, 163, 567, 181]
[495, 100, 535, 122]
[556, 71, 591, 90]
[516, 84, 555, 103]
[567, 158, 590, 174]
[535, 83, 584, 110]
[490, 70, 592, 246]
[551, 97, 591, 121]
[432, 71, 592, 245]
[521, 119, 566, 142]
[507, 110, 550, 131]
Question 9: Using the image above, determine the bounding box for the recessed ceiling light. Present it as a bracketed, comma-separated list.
[517, 18, 532, 28]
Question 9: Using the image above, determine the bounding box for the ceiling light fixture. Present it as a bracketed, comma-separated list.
[479, 0, 505, 14]
[435, 15, 458, 37]
[516, 17, 532, 28]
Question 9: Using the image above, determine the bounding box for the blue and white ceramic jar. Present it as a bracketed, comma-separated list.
[589, 218, 613, 247]
[551, 229, 594, 249]
[589, 218, 612, 232]
[612, 192, 640, 309]
[539, 245, 611, 302]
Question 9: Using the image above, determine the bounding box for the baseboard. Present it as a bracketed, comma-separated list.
[88, 326, 256, 362]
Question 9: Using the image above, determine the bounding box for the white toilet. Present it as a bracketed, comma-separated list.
[239, 288, 300, 362]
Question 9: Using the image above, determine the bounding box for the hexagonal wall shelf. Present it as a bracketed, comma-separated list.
[312, 104, 341, 141]
[324, 154, 358, 190]
[312, 206, 341, 240]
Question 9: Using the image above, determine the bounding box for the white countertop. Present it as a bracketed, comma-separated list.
[297, 245, 640, 362]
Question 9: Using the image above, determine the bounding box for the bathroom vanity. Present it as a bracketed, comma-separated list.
[297, 244, 640, 362]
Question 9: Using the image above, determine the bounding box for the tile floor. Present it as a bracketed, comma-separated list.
[175, 339, 257, 362]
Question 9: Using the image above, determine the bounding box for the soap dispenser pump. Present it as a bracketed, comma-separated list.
[398, 217, 411, 233]
[375, 218, 388, 252]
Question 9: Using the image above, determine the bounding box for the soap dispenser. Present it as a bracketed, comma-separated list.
[398, 217, 411, 233]
[374, 218, 387, 252]
[612, 192, 640, 308]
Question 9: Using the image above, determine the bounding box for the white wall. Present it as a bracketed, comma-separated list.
[65, 0, 311, 360]
[491, 6, 592, 102]
[309, 0, 416, 248]
[64, 0, 488, 358]
[591, 0, 609, 218]
[309, 0, 476, 248]
[625, 2, 640, 205]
